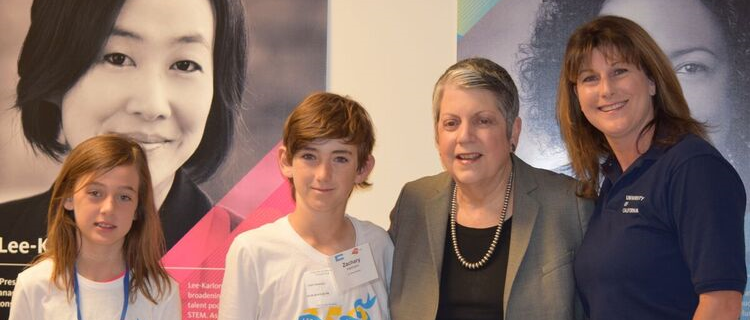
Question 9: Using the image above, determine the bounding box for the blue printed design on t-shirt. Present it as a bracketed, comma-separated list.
[298, 294, 378, 320]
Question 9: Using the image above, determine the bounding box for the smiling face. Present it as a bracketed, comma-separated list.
[60, 0, 215, 195]
[600, 0, 731, 145]
[64, 165, 139, 253]
[575, 48, 656, 148]
[437, 85, 520, 189]
[280, 139, 373, 216]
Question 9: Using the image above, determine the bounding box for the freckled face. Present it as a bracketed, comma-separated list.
[601, 0, 731, 145]
[575, 49, 656, 147]
[437, 85, 519, 189]
[64, 165, 139, 252]
[60, 0, 215, 194]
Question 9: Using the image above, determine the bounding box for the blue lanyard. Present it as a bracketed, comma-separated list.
[73, 264, 129, 320]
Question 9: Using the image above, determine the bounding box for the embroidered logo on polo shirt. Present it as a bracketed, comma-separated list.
[622, 195, 645, 214]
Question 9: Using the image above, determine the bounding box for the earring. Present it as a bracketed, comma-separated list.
[649, 80, 656, 96]
[511, 143, 516, 153]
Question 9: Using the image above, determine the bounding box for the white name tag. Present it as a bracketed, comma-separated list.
[329, 243, 379, 292]
[302, 268, 339, 307]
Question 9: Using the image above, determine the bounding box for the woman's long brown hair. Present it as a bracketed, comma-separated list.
[557, 16, 707, 198]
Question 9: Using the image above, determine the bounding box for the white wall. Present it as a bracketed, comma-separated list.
[328, 1, 456, 228]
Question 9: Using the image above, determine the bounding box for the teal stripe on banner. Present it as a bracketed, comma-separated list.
[458, 0, 500, 37]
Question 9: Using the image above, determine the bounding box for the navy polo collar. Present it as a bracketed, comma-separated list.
[601, 134, 678, 183]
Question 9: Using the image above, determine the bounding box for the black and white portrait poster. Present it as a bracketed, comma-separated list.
[0, 0, 326, 319]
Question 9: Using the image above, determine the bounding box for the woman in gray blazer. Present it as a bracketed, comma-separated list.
[388, 58, 592, 319]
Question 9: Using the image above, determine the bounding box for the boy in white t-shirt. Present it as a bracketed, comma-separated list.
[219, 92, 393, 320]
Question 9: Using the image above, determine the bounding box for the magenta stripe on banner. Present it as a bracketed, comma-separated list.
[162, 141, 295, 282]
[168, 181, 295, 318]
[160, 142, 297, 319]
[216, 142, 287, 217]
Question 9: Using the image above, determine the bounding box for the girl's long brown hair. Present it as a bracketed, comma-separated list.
[37, 134, 172, 303]
[557, 16, 707, 198]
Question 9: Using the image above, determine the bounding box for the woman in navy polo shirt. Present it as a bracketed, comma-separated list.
[557, 16, 746, 319]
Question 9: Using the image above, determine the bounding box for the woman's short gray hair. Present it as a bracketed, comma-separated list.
[432, 57, 519, 138]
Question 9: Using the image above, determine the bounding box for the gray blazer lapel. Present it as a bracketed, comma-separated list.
[424, 175, 452, 282]
[503, 156, 541, 313]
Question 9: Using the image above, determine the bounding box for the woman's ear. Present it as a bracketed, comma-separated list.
[510, 117, 522, 153]
[648, 78, 656, 96]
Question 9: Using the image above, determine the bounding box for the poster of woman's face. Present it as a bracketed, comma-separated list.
[0, 0, 325, 318]
[59, 0, 217, 202]
[460, 0, 750, 316]
[0, 0, 326, 204]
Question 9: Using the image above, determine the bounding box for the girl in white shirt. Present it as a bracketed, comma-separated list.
[9, 134, 180, 320]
